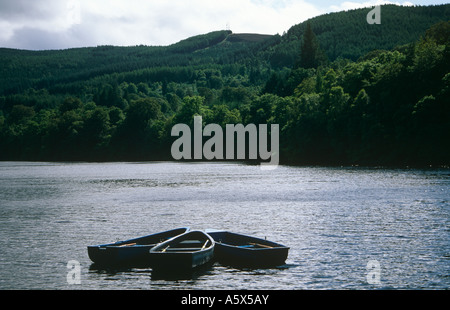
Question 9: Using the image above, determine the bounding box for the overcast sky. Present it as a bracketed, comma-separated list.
[0, 0, 448, 50]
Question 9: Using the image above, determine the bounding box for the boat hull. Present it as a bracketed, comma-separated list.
[149, 250, 214, 270]
[207, 230, 289, 268]
[87, 227, 189, 267]
[149, 231, 215, 270]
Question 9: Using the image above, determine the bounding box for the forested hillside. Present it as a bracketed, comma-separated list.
[268, 4, 450, 67]
[0, 4, 449, 166]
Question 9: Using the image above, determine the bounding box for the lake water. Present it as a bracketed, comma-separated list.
[0, 161, 448, 290]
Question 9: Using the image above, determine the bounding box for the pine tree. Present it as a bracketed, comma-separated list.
[297, 22, 326, 69]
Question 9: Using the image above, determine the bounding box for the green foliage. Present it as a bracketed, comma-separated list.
[297, 22, 327, 69]
[273, 4, 450, 67]
[0, 5, 449, 166]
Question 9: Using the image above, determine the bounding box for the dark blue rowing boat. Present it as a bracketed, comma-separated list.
[206, 230, 289, 268]
[149, 230, 215, 270]
[87, 227, 189, 267]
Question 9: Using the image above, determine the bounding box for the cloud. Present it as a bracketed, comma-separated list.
[0, 0, 323, 50]
[329, 0, 414, 11]
[0, 0, 84, 47]
[4, 0, 439, 50]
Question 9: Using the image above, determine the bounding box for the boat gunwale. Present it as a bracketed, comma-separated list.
[218, 242, 289, 251]
[87, 227, 190, 249]
[207, 230, 289, 250]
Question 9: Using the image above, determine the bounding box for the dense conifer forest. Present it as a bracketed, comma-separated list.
[0, 4, 449, 166]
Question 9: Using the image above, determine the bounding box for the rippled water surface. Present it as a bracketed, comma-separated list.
[0, 162, 448, 290]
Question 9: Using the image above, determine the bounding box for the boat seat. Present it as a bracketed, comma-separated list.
[178, 241, 204, 246]
[164, 248, 203, 252]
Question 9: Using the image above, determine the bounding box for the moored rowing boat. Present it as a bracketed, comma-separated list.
[87, 227, 189, 267]
[206, 230, 289, 268]
[149, 230, 215, 270]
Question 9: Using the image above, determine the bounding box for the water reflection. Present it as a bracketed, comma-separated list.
[151, 262, 215, 281]
[88, 263, 146, 275]
[89, 262, 214, 282]
[88, 260, 294, 283]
